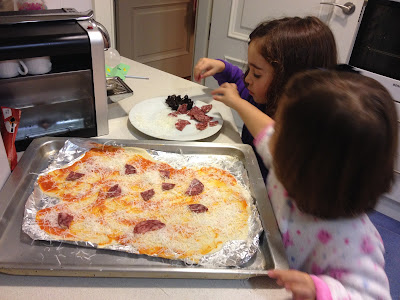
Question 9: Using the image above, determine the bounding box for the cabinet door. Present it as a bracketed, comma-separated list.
[116, 0, 195, 78]
[205, 0, 365, 88]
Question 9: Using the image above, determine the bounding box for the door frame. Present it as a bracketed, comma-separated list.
[192, 0, 213, 82]
[92, 0, 116, 48]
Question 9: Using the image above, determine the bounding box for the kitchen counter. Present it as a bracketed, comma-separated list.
[0, 57, 291, 300]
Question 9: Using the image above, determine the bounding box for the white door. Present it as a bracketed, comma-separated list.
[203, 0, 365, 89]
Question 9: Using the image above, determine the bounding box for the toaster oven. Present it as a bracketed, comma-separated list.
[0, 9, 109, 151]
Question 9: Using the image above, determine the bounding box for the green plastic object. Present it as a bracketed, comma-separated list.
[105, 63, 131, 80]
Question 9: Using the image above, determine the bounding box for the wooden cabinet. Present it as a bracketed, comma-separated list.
[115, 0, 195, 78]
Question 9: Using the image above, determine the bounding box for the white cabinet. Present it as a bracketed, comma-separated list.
[380, 103, 400, 221]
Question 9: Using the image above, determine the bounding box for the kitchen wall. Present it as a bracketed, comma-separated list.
[45, 0, 91, 11]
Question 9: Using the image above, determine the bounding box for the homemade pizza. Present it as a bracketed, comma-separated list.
[33, 143, 254, 264]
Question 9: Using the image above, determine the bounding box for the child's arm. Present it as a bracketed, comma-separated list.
[269, 256, 391, 300]
[211, 82, 273, 138]
[196, 59, 250, 100]
[193, 58, 225, 82]
[269, 265, 391, 300]
[268, 270, 317, 299]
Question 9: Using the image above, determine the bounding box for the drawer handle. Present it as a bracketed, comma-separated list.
[320, 2, 356, 15]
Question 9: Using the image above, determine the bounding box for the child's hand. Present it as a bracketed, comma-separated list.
[268, 269, 316, 300]
[193, 58, 225, 82]
[211, 82, 243, 109]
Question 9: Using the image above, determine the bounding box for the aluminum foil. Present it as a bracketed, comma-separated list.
[22, 139, 263, 267]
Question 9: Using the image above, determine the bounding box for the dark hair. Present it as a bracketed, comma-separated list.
[272, 70, 398, 219]
[244, 16, 337, 117]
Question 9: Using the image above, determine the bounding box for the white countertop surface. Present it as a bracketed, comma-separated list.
[0, 57, 291, 300]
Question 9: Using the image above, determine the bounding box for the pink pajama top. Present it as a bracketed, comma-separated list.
[254, 125, 392, 300]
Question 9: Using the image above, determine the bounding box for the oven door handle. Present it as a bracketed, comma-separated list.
[320, 2, 356, 15]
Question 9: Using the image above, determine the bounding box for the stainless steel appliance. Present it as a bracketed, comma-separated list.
[0, 9, 109, 151]
[349, 0, 400, 102]
[348, 0, 400, 216]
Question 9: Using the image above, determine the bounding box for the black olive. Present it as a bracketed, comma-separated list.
[165, 94, 193, 111]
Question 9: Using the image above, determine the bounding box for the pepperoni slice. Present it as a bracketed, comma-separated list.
[200, 104, 212, 113]
[185, 178, 204, 196]
[187, 106, 202, 117]
[140, 189, 155, 201]
[162, 182, 175, 191]
[177, 103, 188, 114]
[209, 120, 219, 127]
[159, 169, 170, 179]
[125, 164, 137, 175]
[107, 184, 121, 198]
[65, 171, 84, 181]
[175, 119, 191, 131]
[134, 220, 166, 234]
[193, 112, 212, 123]
[58, 212, 73, 229]
[188, 204, 208, 213]
[196, 122, 208, 131]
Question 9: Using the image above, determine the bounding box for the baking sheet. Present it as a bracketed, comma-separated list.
[22, 139, 262, 267]
[0, 137, 288, 278]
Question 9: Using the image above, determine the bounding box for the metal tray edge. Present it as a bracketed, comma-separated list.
[0, 136, 288, 278]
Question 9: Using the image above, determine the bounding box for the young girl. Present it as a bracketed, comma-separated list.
[194, 16, 337, 179]
[212, 69, 395, 299]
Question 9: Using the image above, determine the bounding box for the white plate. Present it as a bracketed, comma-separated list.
[129, 96, 223, 141]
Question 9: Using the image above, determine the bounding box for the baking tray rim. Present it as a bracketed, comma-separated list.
[0, 136, 288, 278]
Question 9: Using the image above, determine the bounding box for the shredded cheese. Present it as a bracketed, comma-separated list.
[36, 145, 252, 263]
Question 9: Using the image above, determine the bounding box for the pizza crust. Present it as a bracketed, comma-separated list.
[33, 144, 255, 264]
